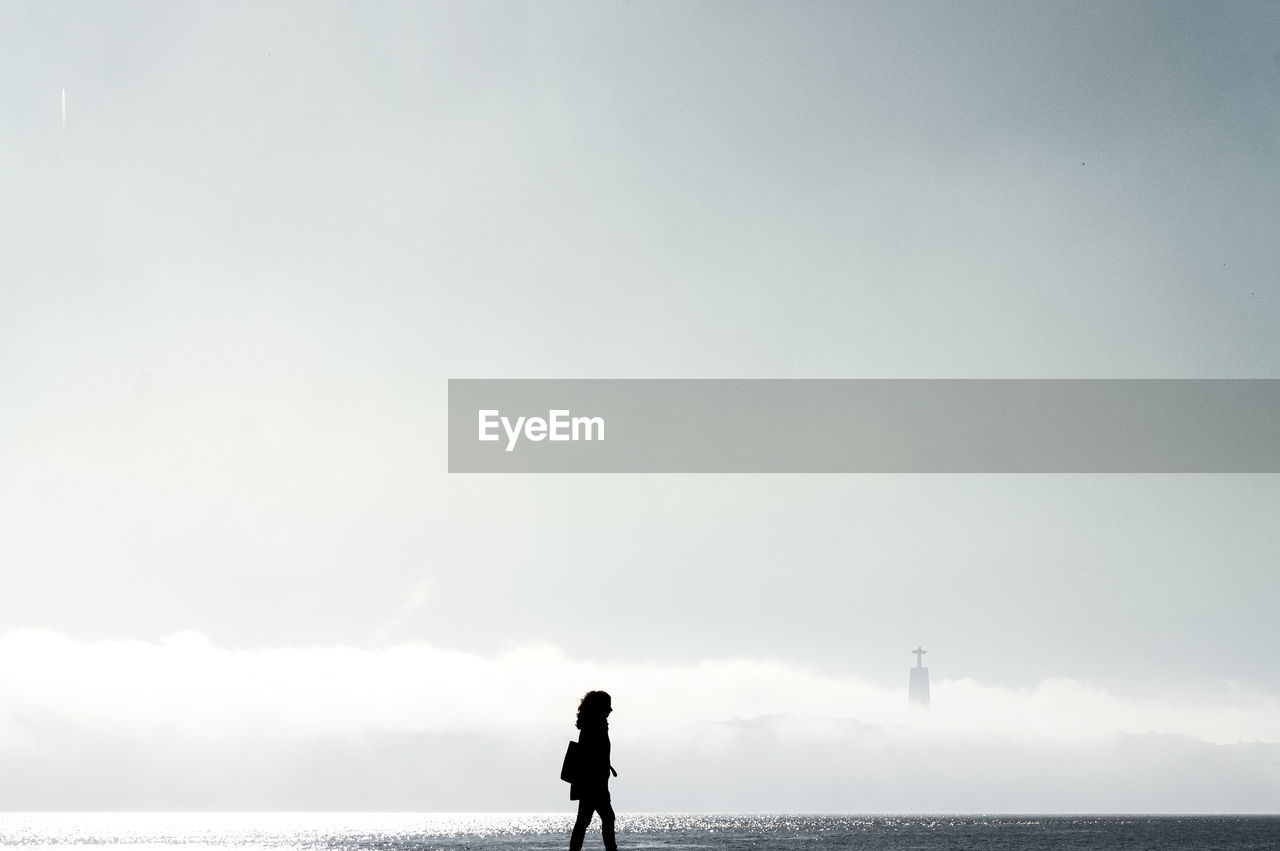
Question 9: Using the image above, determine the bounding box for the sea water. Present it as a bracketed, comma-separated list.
[0, 812, 1276, 850]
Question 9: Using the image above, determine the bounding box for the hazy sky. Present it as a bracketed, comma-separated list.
[2, 1, 1279, 811]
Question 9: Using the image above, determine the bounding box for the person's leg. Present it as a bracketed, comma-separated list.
[569, 799, 594, 851]
[597, 800, 617, 851]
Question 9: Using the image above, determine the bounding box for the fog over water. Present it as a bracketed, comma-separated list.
[1, 630, 1278, 811]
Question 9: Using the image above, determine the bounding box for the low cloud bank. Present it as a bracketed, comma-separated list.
[1, 630, 1277, 811]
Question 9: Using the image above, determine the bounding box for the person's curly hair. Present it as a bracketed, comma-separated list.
[575, 690, 612, 730]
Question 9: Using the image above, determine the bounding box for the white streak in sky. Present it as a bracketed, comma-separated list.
[366, 577, 434, 645]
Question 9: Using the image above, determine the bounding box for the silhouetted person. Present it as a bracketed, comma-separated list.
[569, 690, 618, 851]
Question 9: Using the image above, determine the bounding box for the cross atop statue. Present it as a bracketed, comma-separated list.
[912, 646, 927, 668]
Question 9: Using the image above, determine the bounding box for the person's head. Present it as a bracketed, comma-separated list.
[575, 690, 613, 730]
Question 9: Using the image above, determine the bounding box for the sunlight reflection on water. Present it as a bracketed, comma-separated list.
[2, 812, 1278, 850]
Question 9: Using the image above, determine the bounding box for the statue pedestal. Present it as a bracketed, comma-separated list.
[909, 666, 931, 707]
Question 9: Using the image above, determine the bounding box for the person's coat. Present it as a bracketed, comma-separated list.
[569, 721, 611, 801]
